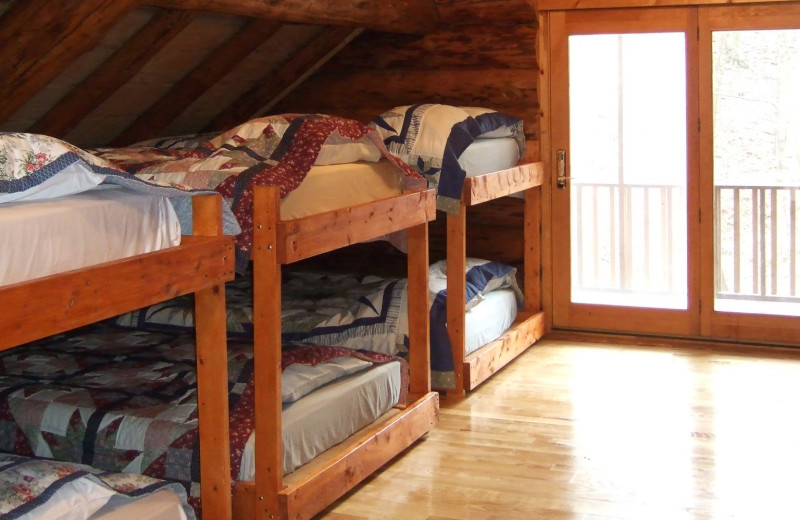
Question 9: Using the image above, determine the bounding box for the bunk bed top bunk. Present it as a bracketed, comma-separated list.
[0, 133, 236, 519]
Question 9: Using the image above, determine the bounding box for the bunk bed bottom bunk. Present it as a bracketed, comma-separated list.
[0, 324, 436, 520]
[231, 392, 438, 520]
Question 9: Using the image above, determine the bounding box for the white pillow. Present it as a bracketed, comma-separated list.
[282, 356, 373, 403]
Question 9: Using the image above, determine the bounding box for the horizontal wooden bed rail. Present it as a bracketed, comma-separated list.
[231, 392, 439, 520]
[0, 235, 234, 351]
[464, 310, 546, 391]
[274, 188, 436, 264]
[463, 161, 544, 206]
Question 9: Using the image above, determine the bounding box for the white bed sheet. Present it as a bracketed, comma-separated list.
[464, 288, 518, 356]
[458, 137, 521, 177]
[280, 160, 404, 220]
[238, 360, 401, 478]
[0, 185, 181, 287]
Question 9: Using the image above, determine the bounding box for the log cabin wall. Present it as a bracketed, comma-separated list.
[274, 0, 542, 271]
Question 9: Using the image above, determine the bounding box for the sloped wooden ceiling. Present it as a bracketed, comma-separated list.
[0, 0, 440, 146]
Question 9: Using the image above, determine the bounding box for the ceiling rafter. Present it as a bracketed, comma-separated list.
[204, 25, 361, 132]
[0, 0, 138, 123]
[145, 0, 439, 34]
[112, 19, 282, 145]
[31, 9, 198, 138]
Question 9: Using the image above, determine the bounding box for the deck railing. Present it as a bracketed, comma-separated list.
[572, 182, 686, 300]
[715, 183, 799, 304]
[572, 182, 800, 306]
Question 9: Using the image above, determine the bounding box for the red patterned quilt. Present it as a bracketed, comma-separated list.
[93, 115, 425, 270]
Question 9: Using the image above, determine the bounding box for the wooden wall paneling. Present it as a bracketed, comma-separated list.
[30, 9, 197, 138]
[113, 19, 280, 145]
[147, 0, 440, 34]
[278, 68, 539, 131]
[435, 0, 538, 25]
[0, 0, 138, 123]
[538, 0, 800, 10]
[333, 25, 539, 71]
[205, 25, 360, 132]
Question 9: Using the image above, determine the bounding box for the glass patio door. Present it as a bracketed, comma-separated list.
[547, 4, 800, 344]
[548, 8, 701, 336]
[700, 4, 800, 343]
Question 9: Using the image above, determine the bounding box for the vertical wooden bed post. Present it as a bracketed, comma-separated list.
[192, 194, 233, 520]
[524, 185, 542, 313]
[252, 186, 284, 520]
[406, 219, 432, 396]
[446, 202, 468, 396]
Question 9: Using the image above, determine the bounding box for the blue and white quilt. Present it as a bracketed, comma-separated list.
[369, 104, 526, 213]
[112, 259, 522, 390]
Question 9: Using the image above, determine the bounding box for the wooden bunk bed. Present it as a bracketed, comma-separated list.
[231, 184, 439, 520]
[83, 115, 440, 519]
[445, 161, 546, 394]
[0, 190, 236, 519]
[365, 104, 546, 395]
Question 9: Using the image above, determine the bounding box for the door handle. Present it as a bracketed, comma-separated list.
[556, 149, 571, 189]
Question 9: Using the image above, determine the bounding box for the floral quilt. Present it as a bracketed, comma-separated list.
[0, 453, 195, 520]
[0, 324, 406, 517]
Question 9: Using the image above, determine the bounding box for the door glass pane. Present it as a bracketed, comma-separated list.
[569, 33, 688, 309]
[713, 30, 800, 317]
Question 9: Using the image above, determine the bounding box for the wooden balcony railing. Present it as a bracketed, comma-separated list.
[572, 182, 800, 309]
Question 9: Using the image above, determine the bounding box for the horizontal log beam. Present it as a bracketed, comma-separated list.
[145, 0, 440, 34]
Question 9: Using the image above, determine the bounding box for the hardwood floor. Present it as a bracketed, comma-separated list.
[316, 337, 800, 519]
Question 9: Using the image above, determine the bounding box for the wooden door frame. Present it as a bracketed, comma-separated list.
[699, 3, 800, 345]
[543, 7, 702, 337]
[542, 2, 800, 345]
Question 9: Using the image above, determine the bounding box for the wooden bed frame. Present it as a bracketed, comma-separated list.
[445, 161, 546, 394]
[0, 194, 236, 520]
[230, 185, 440, 520]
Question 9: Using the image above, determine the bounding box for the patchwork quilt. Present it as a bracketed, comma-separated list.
[0, 453, 195, 520]
[93, 114, 426, 271]
[0, 325, 406, 517]
[112, 259, 522, 389]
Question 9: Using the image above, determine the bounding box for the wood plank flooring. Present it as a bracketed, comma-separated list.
[316, 337, 800, 519]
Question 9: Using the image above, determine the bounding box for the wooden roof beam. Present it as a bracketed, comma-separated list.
[0, 0, 138, 123]
[112, 19, 281, 145]
[31, 9, 197, 139]
[144, 0, 439, 34]
[204, 25, 360, 132]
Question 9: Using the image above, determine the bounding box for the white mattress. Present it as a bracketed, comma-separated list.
[280, 160, 404, 219]
[238, 360, 401, 478]
[458, 137, 521, 177]
[464, 288, 518, 356]
[0, 185, 181, 287]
